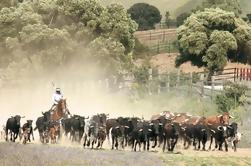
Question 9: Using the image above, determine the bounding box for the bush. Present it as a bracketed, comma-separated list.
[133, 38, 150, 59]
[215, 82, 247, 113]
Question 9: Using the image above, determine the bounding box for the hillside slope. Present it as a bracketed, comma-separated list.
[101, 0, 251, 17]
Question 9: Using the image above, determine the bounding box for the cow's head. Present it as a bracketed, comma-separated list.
[42, 111, 51, 122]
[27, 120, 33, 127]
[98, 113, 108, 127]
[79, 116, 86, 128]
[14, 115, 24, 126]
[218, 112, 233, 125]
[227, 122, 238, 136]
[149, 120, 163, 135]
[217, 125, 228, 138]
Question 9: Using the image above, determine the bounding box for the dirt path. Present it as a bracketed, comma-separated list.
[1, 141, 251, 166]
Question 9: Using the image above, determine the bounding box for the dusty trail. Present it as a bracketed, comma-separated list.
[1, 139, 251, 166]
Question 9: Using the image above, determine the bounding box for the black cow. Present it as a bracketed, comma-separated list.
[5, 115, 24, 142]
[129, 121, 152, 151]
[148, 120, 164, 148]
[22, 120, 34, 144]
[208, 125, 228, 151]
[226, 122, 239, 152]
[162, 122, 179, 152]
[34, 111, 51, 143]
[70, 115, 87, 142]
[109, 120, 128, 150]
[192, 124, 208, 151]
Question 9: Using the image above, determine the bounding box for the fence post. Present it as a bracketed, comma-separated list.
[167, 72, 170, 92]
[158, 69, 161, 94]
[176, 70, 180, 88]
[211, 76, 215, 101]
[189, 72, 193, 95]
[200, 73, 204, 97]
[157, 41, 160, 54]
[163, 31, 165, 42]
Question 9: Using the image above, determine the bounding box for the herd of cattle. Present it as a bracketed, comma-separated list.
[1, 111, 242, 152]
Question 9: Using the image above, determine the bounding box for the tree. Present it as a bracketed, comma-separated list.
[128, 3, 161, 30]
[176, 12, 190, 27]
[200, 0, 242, 16]
[176, 8, 251, 77]
[0, 0, 138, 81]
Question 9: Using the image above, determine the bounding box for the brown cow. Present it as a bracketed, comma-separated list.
[49, 124, 60, 144]
[171, 113, 192, 124]
[205, 112, 233, 125]
[185, 116, 206, 125]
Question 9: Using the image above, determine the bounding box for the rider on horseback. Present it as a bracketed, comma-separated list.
[50, 88, 63, 112]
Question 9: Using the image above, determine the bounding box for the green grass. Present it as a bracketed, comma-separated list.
[159, 154, 251, 166]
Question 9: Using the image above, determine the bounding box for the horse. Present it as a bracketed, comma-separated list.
[50, 99, 70, 141]
[50, 99, 69, 122]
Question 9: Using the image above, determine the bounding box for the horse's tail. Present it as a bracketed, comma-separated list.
[34, 126, 38, 131]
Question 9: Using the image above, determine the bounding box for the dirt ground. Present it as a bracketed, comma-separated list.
[1, 139, 251, 166]
[150, 53, 251, 73]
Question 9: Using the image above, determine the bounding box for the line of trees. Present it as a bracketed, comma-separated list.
[0, 0, 138, 81]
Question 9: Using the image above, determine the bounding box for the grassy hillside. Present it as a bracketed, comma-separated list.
[101, 0, 251, 17]
[100, 0, 193, 17]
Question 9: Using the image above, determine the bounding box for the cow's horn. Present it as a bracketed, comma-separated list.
[201, 129, 206, 132]
[139, 129, 143, 132]
[148, 129, 152, 132]
[229, 115, 234, 118]
[217, 115, 223, 118]
[159, 123, 163, 126]
[149, 123, 154, 125]
[125, 126, 129, 129]
[211, 129, 216, 133]
[217, 126, 222, 131]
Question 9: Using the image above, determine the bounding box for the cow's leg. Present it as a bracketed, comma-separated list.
[162, 137, 166, 152]
[139, 141, 141, 152]
[152, 136, 157, 148]
[134, 140, 137, 152]
[233, 140, 237, 152]
[143, 141, 146, 151]
[171, 137, 178, 151]
[147, 138, 150, 151]
[111, 136, 114, 150]
[5, 129, 8, 141]
[224, 139, 228, 152]
[198, 139, 201, 150]
[209, 136, 213, 150]
[167, 139, 171, 151]
[115, 137, 119, 150]
[14, 132, 18, 142]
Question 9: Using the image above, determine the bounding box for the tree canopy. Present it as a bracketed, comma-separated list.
[200, 0, 242, 16]
[127, 3, 161, 31]
[176, 8, 251, 74]
[0, 0, 138, 81]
